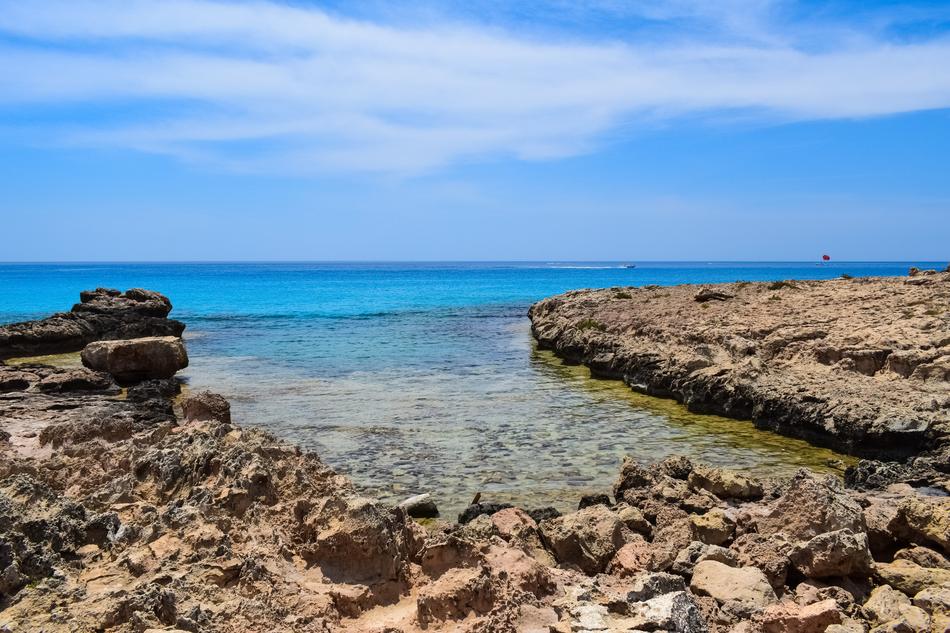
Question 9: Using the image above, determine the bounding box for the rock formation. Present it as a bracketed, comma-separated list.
[2, 288, 949, 632]
[529, 273, 950, 465]
[0, 288, 185, 359]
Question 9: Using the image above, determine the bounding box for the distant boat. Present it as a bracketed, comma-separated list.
[624, 264, 637, 269]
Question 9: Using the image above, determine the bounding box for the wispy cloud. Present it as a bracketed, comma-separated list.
[0, 0, 948, 173]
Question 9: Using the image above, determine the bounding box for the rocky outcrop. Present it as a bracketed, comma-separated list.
[81, 336, 188, 384]
[529, 274, 950, 462]
[0, 288, 185, 359]
[4, 291, 950, 633]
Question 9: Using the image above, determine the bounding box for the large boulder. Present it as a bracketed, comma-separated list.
[788, 529, 873, 578]
[539, 504, 632, 575]
[81, 336, 188, 385]
[756, 470, 864, 541]
[689, 560, 777, 616]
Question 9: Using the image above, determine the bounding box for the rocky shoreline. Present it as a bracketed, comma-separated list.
[1, 288, 949, 632]
[529, 273, 950, 468]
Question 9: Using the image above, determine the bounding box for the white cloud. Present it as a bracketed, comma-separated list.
[0, 0, 948, 173]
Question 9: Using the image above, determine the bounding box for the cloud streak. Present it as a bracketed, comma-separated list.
[0, 0, 949, 173]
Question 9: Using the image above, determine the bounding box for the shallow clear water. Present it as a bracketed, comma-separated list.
[1, 261, 938, 516]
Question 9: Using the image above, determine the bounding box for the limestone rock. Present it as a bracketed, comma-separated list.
[81, 336, 188, 384]
[688, 466, 764, 501]
[181, 391, 231, 424]
[873, 559, 950, 597]
[539, 504, 632, 575]
[690, 560, 778, 616]
[892, 496, 950, 554]
[863, 584, 910, 624]
[757, 470, 865, 541]
[788, 529, 873, 578]
[690, 508, 736, 546]
[730, 532, 793, 590]
[753, 598, 842, 633]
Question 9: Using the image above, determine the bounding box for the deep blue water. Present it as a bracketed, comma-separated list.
[0, 261, 940, 514]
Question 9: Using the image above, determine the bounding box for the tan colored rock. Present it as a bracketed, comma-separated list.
[81, 336, 188, 384]
[753, 598, 842, 633]
[874, 559, 950, 597]
[868, 604, 931, 633]
[912, 584, 950, 617]
[607, 536, 652, 577]
[615, 502, 652, 536]
[788, 529, 873, 578]
[539, 504, 632, 575]
[894, 546, 950, 571]
[730, 532, 793, 590]
[690, 508, 736, 546]
[894, 497, 950, 555]
[757, 471, 865, 542]
[864, 584, 911, 623]
[688, 466, 764, 501]
[529, 276, 950, 460]
[690, 560, 777, 616]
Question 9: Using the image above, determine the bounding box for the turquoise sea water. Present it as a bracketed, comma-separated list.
[0, 261, 940, 515]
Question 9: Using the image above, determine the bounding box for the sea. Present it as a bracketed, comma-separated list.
[1, 261, 939, 516]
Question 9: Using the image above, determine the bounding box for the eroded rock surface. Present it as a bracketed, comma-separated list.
[0, 288, 185, 359]
[529, 274, 950, 461]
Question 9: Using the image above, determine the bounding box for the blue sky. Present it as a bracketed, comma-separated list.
[0, 0, 948, 261]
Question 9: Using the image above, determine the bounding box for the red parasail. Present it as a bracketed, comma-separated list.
[822, 254, 831, 261]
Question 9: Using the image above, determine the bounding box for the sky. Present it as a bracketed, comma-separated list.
[0, 0, 948, 261]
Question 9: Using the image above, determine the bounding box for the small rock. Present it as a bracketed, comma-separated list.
[892, 496, 950, 554]
[181, 391, 231, 424]
[626, 591, 709, 632]
[688, 465, 763, 500]
[671, 541, 738, 577]
[614, 456, 654, 499]
[614, 503, 652, 536]
[578, 493, 612, 510]
[608, 537, 652, 577]
[912, 584, 950, 617]
[757, 470, 864, 541]
[457, 502, 512, 525]
[694, 288, 734, 302]
[894, 545, 950, 570]
[690, 509, 735, 546]
[753, 598, 842, 633]
[730, 532, 793, 590]
[397, 493, 439, 518]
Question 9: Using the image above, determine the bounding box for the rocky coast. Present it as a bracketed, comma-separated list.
[1, 285, 949, 632]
